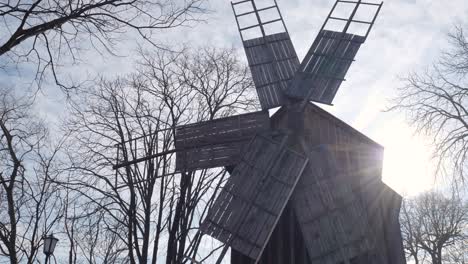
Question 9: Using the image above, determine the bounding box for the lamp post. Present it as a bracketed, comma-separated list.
[43, 234, 58, 264]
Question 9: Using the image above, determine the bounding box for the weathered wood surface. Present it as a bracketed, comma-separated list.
[286, 30, 365, 104]
[292, 145, 374, 264]
[361, 180, 407, 264]
[229, 104, 404, 264]
[175, 111, 270, 171]
[201, 135, 308, 261]
[231, 204, 310, 264]
[231, 0, 299, 110]
[271, 103, 384, 153]
[300, 103, 384, 159]
[244, 32, 300, 110]
[381, 185, 407, 264]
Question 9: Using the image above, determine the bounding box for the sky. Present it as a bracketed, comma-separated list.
[1, 1, 467, 263]
[179, 0, 467, 196]
[2, 0, 468, 196]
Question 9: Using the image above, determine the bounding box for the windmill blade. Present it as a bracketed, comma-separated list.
[232, 0, 300, 110]
[200, 134, 308, 262]
[175, 111, 270, 171]
[293, 144, 381, 264]
[286, 0, 383, 105]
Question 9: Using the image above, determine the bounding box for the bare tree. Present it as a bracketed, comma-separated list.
[0, 88, 65, 264]
[444, 240, 468, 264]
[400, 198, 425, 264]
[400, 191, 468, 264]
[390, 25, 468, 182]
[57, 47, 256, 263]
[172, 47, 258, 120]
[0, 0, 206, 91]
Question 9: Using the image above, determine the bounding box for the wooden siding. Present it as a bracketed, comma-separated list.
[232, 104, 404, 264]
[302, 103, 383, 153]
[175, 111, 270, 171]
[244, 32, 300, 110]
[286, 30, 365, 105]
[293, 145, 374, 264]
[378, 184, 406, 264]
[231, 184, 403, 264]
[231, 204, 310, 264]
[201, 135, 308, 261]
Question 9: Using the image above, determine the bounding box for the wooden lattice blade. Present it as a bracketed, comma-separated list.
[285, 30, 365, 105]
[244, 33, 300, 110]
[231, 0, 300, 110]
[200, 135, 308, 261]
[175, 111, 270, 171]
[285, 0, 383, 105]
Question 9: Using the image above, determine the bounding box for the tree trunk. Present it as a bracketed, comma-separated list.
[7, 187, 18, 264]
[166, 172, 190, 264]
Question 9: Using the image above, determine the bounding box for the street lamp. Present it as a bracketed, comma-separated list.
[43, 234, 58, 264]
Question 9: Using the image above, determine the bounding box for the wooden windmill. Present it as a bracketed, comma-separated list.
[114, 0, 406, 263]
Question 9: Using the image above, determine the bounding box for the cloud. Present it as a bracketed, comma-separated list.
[4, 0, 467, 194]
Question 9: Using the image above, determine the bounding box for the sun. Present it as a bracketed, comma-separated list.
[378, 121, 435, 196]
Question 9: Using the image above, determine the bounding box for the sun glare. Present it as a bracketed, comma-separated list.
[378, 121, 435, 196]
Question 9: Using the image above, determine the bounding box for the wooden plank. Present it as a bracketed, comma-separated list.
[200, 135, 308, 261]
[175, 111, 270, 171]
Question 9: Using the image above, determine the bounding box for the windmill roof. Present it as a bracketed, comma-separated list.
[270, 102, 383, 149]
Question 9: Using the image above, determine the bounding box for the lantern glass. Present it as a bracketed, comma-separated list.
[43, 234, 59, 255]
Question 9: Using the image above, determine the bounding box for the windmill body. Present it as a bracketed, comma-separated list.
[228, 104, 406, 264]
[114, 0, 407, 263]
